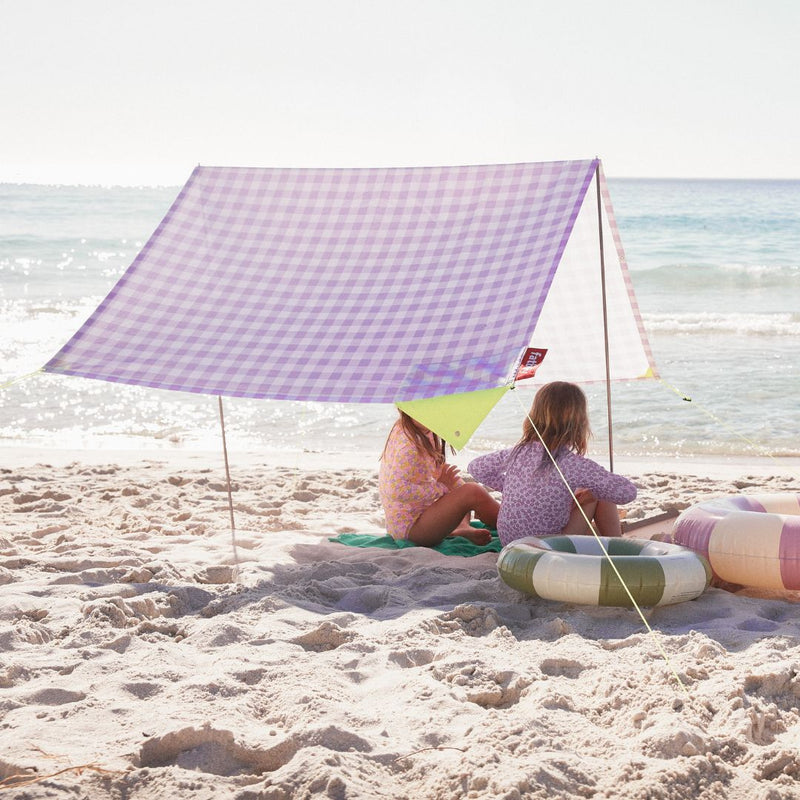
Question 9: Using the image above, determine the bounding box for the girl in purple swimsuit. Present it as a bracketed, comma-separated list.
[468, 382, 637, 547]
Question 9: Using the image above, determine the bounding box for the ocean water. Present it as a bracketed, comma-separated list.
[1, 178, 798, 462]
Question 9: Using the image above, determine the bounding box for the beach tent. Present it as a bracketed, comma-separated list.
[44, 158, 656, 449]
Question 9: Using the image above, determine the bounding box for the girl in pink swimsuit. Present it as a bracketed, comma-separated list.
[378, 411, 499, 547]
[468, 382, 637, 547]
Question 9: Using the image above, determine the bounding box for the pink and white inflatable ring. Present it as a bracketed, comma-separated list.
[672, 493, 800, 590]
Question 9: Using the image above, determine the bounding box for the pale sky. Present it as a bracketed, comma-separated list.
[2, 0, 798, 184]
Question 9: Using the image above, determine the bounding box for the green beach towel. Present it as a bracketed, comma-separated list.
[330, 529, 502, 557]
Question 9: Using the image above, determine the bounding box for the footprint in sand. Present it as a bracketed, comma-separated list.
[639, 722, 709, 758]
[743, 668, 800, 701]
[428, 604, 502, 637]
[138, 725, 298, 775]
[0, 664, 28, 689]
[387, 648, 435, 668]
[430, 660, 530, 708]
[290, 621, 356, 652]
[539, 658, 586, 679]
[25, 687, 86, 706]
[737, 618, 779, 633]
[121, 682, 162, 699]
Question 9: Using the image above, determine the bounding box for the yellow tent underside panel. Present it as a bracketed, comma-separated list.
[396, 386, 511, 451]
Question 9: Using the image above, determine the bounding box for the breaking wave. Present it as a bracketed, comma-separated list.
[643, 310, 800, 336]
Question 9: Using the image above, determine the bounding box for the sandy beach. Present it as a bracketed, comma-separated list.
[2, 447, 800, 799]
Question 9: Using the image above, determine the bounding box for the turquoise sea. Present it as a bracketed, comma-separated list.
[1, 178, 798, 462]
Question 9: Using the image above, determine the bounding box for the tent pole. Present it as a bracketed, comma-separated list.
[595, 162, 615, 472]
[217, 396, 240, 579]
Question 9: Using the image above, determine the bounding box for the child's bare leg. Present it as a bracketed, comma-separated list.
[561, 502, 596, 535]
[561, 493, 623, 538]
[594, 500, 623, 537]
[407, 484, 498, 547]
[451, 514, 475, 536]
[561, 489, 598, 536]
[450, 516, 496, 545]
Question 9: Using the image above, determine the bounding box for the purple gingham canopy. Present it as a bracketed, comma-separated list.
[44, 160, 599, 402]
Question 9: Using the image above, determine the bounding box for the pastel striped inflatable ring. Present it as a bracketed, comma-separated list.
[497, 535, 711, 607]
[672, 493, 800, 590]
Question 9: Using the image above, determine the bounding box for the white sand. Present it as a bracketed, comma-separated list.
[2, 448, 800, 799]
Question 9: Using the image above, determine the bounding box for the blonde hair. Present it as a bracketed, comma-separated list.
[518, 381, 591, 456]
[382, 411, 445, 463]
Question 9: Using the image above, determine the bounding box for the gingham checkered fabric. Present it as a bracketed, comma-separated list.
[526, 163, 657, 384]
[45, 160, 603, 402]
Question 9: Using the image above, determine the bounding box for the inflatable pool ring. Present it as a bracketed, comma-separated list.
[497, 535, 711, 607]
[672, 493, 800, 590]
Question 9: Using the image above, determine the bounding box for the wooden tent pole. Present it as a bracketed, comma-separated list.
[218, 396, 240, 579]
[595, 162, 615, 472]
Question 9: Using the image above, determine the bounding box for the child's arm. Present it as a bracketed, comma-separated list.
[467, 449, 509, 492]
[437, 463, 465, 491]
[569, 455, 637, 504]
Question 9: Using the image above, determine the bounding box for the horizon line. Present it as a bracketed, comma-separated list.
[3, 173, 799, 189]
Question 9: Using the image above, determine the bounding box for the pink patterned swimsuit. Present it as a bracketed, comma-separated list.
[468, 444, 636, 546]
[378, 424, 463, 540]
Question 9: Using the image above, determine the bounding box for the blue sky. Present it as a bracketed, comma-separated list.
[2, 0, 798, 184]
